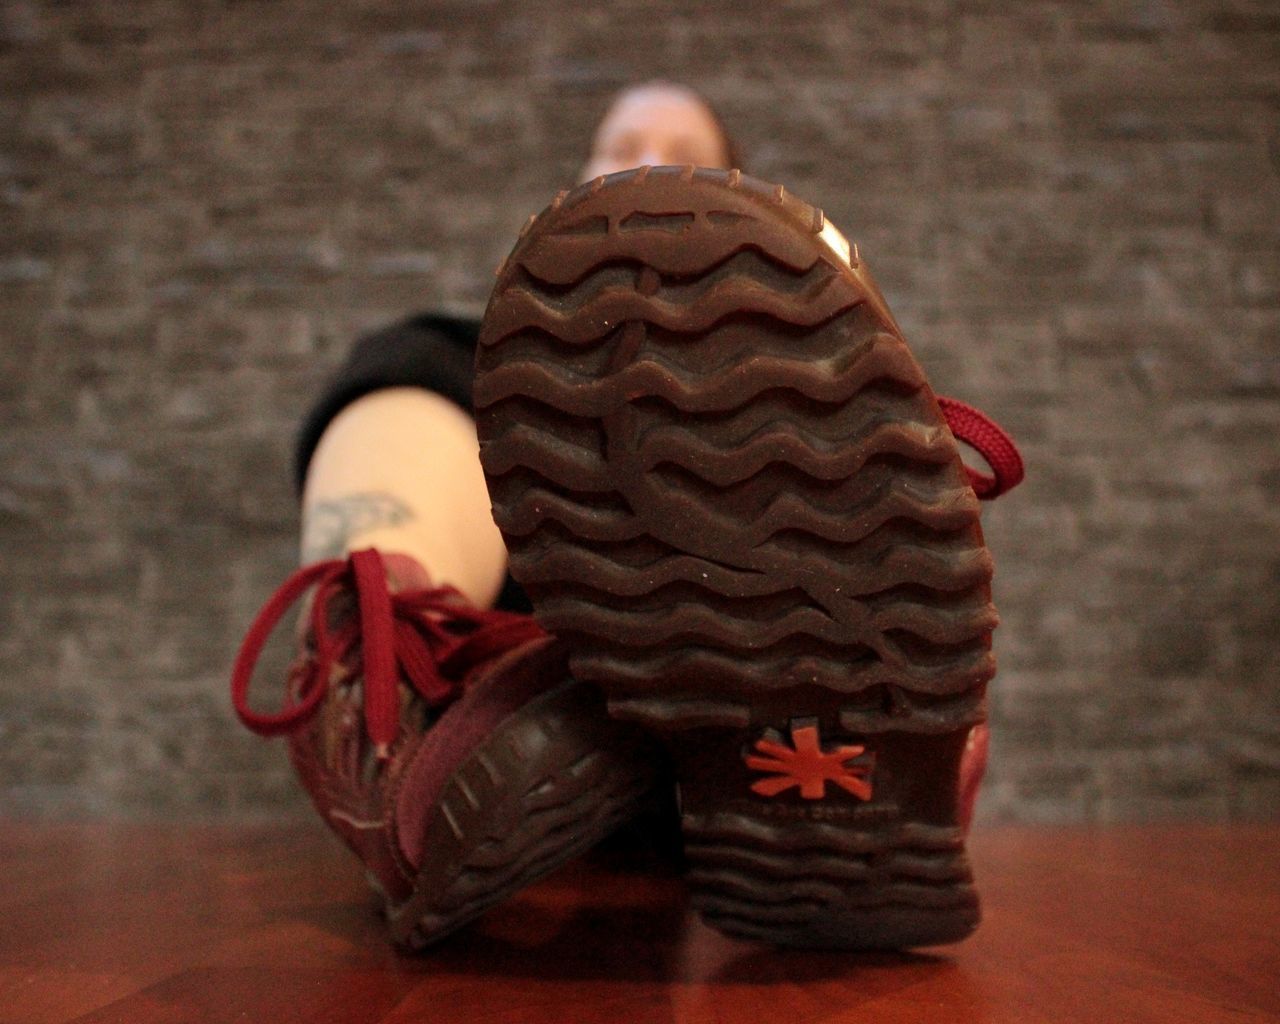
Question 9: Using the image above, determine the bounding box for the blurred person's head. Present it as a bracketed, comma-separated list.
[580, 82, 738, 181]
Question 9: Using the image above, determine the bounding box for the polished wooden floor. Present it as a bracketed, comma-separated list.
[0, 821, 1275, 1023]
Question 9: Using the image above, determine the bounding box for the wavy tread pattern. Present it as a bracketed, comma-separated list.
[476, 166, 995, 731]
[682, 812, 979, 947]
[477, 167, 1001, 950]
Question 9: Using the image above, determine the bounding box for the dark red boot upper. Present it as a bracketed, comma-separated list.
[230, 548, 549, 902]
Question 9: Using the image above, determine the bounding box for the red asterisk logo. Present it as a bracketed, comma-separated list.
[746, 721, 874, 801]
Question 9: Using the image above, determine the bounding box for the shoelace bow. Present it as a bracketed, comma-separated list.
[936, 397, 1024, 499]
[231, 548, 544, 758]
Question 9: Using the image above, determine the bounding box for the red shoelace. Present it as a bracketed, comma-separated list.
[937, 397, 1024, 499]
[231, 548, 544, 758]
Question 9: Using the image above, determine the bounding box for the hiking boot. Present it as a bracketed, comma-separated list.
[473, 166, 1023, 949]
[230, 547, 659, 948]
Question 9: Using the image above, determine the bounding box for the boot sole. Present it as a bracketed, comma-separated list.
[387, 680, 658, 949]
[475, 166, 995, 949]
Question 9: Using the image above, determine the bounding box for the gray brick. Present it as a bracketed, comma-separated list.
[0, 0, 1276, 824]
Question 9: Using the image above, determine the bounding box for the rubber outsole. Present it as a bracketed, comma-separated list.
[386, 681, 659, 949]
[474, 166, 995, 949]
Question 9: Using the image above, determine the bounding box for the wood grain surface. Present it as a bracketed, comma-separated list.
[1, 822, 1275, 1023]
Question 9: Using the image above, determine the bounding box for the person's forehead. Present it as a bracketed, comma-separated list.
[603, 89, 718, 130]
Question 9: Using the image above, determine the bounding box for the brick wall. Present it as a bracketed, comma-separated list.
[1, 0, 1276, 821]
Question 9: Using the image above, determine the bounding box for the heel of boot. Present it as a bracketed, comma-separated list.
[672, 717, 981, 949]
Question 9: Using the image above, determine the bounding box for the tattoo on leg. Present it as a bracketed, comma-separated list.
[302, 491, 416, 562]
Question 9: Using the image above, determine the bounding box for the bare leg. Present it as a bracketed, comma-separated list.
[299, 387, 507, 608]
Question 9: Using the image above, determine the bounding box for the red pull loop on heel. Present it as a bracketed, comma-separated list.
[937, 396, 1025, 500]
